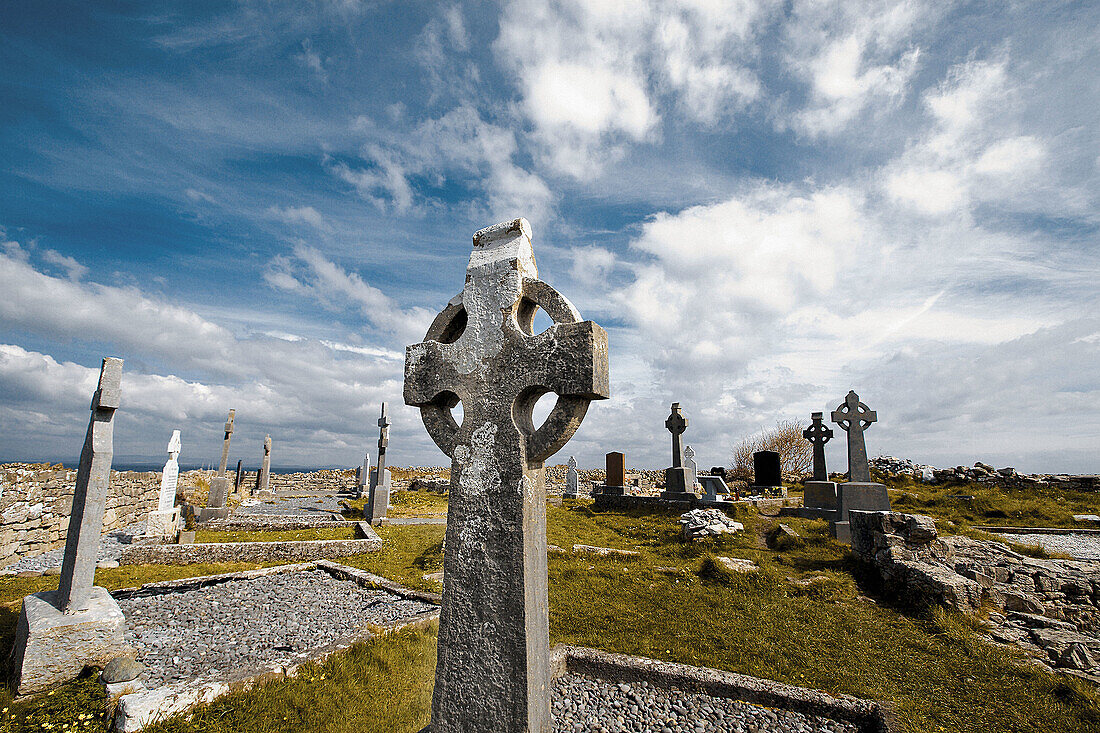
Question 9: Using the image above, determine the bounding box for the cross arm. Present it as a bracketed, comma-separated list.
[512, 321, 610, 400]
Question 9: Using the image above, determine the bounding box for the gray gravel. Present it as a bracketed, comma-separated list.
[118, 568, 435, 688]
[551, 676, 858, 733]
[237, 495, 345, 516]
[999, 532, 1100, 561]
[4, 521, 145, 573]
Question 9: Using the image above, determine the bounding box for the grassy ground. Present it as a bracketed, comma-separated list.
[878, 474, 1097, 529]
[342, 490, 448, 520]
[4, 500, 1100, 732]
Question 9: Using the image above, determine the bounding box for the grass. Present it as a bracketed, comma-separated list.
[342, 490, 448, 520]
[4, 500, 1100, 733]
[193, 528, 357, 543]
[881, 473, 1099, 529]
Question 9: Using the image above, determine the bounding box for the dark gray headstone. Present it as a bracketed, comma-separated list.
[753, 450, 781, 487]
[404, 218, 609, 733]
[802, 411, 833, 482]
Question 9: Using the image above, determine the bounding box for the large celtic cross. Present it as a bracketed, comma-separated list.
[404, 218, 609, 733]
[802, 411, 833, 482]
[830, 390, 877, 483]
[664, 402, 688, 468]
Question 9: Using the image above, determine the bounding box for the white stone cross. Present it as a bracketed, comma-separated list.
[157, 430, 181, 512]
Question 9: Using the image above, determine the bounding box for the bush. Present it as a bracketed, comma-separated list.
[730, 420, 811, 480]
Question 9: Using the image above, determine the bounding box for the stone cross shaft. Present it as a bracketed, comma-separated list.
[57, 357, 122, 613]
[258, 435, 272, 493]
[831, 391, 877, 483]
[803, 412, 833, 482]
[404, 218, 609, 733]
[376, 402, 390, 474]
[665, 403, 688, 468]
[217, 409, 235, 475]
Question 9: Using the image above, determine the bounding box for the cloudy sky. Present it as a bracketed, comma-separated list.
[1, 1, 1097, 473]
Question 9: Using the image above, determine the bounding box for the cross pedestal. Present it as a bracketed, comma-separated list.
[405, 219, 609, 733]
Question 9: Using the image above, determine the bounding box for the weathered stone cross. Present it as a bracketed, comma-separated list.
[830, 391, 877, 483]
[57, 357, 122, 612]
[665, 402, 688, 468]
[802, 412, 834, 482]
[217, 409, 235, 475]
[405, 218, 609, 733]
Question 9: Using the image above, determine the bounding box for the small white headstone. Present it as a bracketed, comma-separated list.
[684, 445, 698, 488]
[157, 430, 181, 512]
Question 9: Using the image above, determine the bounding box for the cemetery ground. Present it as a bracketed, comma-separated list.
[2, 484, 1100, 733]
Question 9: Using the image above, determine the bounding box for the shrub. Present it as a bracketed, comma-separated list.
[729, 420, 811, 480]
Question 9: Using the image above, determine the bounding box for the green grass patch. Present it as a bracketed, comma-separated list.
[882, 474, 1100, 529]
[193, 528, 357, 543]
[343, 490, 448, 520]
[0, 673, 112, 733]
[2, 503, 1098, 732]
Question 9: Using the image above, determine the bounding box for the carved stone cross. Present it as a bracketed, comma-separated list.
[831, 391, 877, 483]
[802, 412, 833, 482]
[57, 357, 122, 612]
[404, 218, 609, 733]
[665, 403, 688, 468]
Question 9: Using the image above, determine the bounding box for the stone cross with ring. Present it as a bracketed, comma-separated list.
[830, 390, 877, 483]
[404, 218, 610, 733]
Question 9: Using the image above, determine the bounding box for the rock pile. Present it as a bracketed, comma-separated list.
[679, 509, 743, 541]
[869, 456, 1098, 491]
[850, 511, 1100, 682]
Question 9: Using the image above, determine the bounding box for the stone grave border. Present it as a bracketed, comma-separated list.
[202, 514, 350, 531]
[118, 524, 382, 565]
[593, 494, 798, 514]
[548, 645, 896, 733]
[111, 559, 440, 732]
[973, 525, 1100, 536]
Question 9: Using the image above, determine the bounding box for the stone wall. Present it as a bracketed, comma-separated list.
[850, 511, 1100, 681]
[870, 455, 1098, 491]
[0, 463, 160, 569]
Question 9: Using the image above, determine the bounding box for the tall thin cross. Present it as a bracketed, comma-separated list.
[803, 412, 834, 482]
[258, 435, 272, 493]
[405, 218, 609, 733]
[375, 402, 390, 477]
[57, 357, 122, 613]
[217, 409, 235, 476]
[830, 391, 877, 483]
[665, 403, 688, 468]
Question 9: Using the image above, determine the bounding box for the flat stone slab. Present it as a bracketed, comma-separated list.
[235, 495, 346, 516]
[118, 533, 381, 565]
[380, 516, 448, 525]
[992, 532, 1100, 561]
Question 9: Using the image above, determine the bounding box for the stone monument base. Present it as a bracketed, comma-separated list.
[145, 508, 181, 543]
[803, 481, 838, 511]
[751, 485, 787, 498]
[598, 485, 626, 496]
[11, 588, 128, 696]
[830, 482, 890, 544]
[662, 467, 695, 499]
[195, 507, 230, 523]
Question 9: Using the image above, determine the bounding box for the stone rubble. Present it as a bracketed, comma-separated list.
[679, 509, 744, 541]
[850, 511, 1100, 682]
[118, 568, 435, 689]
[869, 456, 1098, 491]
[551, 675, 858, 733]
[4, 521, 145, 573]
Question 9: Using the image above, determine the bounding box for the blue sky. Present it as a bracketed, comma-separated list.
[1, 0, 1097, 473]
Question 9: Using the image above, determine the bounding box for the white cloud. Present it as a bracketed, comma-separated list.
[40, 249, 88, 281]
[268, 205, 330, 232]
[785, 0, 931, 137]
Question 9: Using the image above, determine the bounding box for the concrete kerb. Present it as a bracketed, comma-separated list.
[117, 526, 382, 565]
[109, 560, 440, 732]
[550, 646, 896, 733]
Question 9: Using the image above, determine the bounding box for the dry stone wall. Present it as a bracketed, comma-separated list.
[0, 463, 159, 568]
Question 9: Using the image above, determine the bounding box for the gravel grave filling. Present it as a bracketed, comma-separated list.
[118, 568, 435, 688]
[551, 675, 860, 733]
